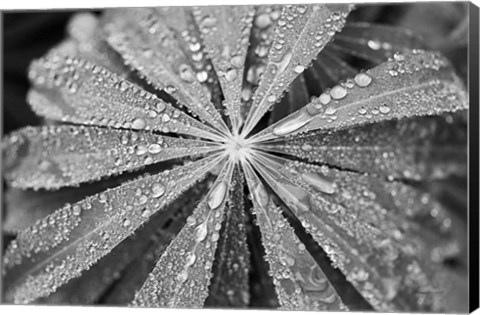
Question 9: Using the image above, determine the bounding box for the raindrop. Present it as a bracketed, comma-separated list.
[136, 144, 148, 156]
[301, 144, 313, 151]
[330, 85, 347, 100]
[151, 183, 166, 198]
[324, 106, 337, 115]
[276, 50, 292, 74]
[72, 205, 82, 216]
[230, 55, 243, 69]
[379, 104, 391, 114]
[185, 252, 196, 267]
[208, 181, 228, 209]
[367, 40, 382, 50]
[225, 68, 238, 82]
[177, 270, 189, 283]
[132, 118, 146, 130]
[148, 143, 162, 154]
[196, 71, 208, 83]
[293, 65, 305, 74]
[162, 114, 171, 122]
[272, 111, 312, 136]
[253, 183, 269, 208]
[354, 73, 372, 87]
[195, 221, 208, 242]
[319, 93, 331, 105]
[200, 16, 217, 28]
[255, 13, 272, 29]
[267, 94, 277, 103]
[301, 172, 337, 195]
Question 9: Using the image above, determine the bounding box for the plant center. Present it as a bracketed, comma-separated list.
[223, 133, 253, 163]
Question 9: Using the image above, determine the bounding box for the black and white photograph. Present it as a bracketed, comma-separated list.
[1, 1, 478, 314]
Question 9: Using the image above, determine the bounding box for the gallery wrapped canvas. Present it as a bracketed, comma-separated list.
[1, 2, 475, 313]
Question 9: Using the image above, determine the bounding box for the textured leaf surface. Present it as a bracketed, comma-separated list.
[262, 114, 467, 180]
[131, 160, 234, 307]
[241, 5, 282, 120]
[255, 50, 468, 141]
[2, 155, 221, 303]
[102, 8, 228, 132]
[243, 162, 347, 311]
[3, 125, 217, 189]
[193, 6, 254, 132]
[102, 180, 213, 305]
[249, 152, 452, 311]
[242, 4, 352, 135]
[3, 176, 130, 233]
[205, 167, 250, 307]
[150, 7, 224, 110]
[28, 53, 221, 141]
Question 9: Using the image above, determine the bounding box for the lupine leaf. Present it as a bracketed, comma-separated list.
[330, 22, 424, 64]
[28, 53, 223, 141]
[242, 4, 352, 135]
[41, 181, 211, 305]
[150, 7, 225, 110]
[193, 6, 255, 132]
[205, 167, 250, 307]
[3, 176, 131, 233]
[3, 125, 218, 189]
[241, 5, 282, 120]
[131, 160, 234, 307]
[255, 49, 468, 142]
[249, 152, 449, 311]
[262, 114, 467, 180]
[2, 155, 221, 303]
[102, 8, 228, 133]
[101, 179, 213, 305]
[243, 162, 347, 311]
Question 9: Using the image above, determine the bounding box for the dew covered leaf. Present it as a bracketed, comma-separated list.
[131, 160, 234, 307]
[262, 114, 467, 180]
[241, 5, 282, 120]
[249, 152, 452, 311]
[3, 125, 218, 189]
[205, 167, 250, 307]
[3, 175, 133, 234]
[150, 7, 225, 109]
[243, 162, 347, 311]
[2, 155, 221, 304]
[242, 4, 352, 135]
[28, 52, 222, 141]
[40, 180, 210, 305]
[257, 49, 468, 141]
[193, 6, 254, 132]
[101, 180, 213, 305]
[330, 22, 424, 64]
[102, 8, 228, 132]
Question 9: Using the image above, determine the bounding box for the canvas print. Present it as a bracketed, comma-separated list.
[1, 2, 474, 313]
